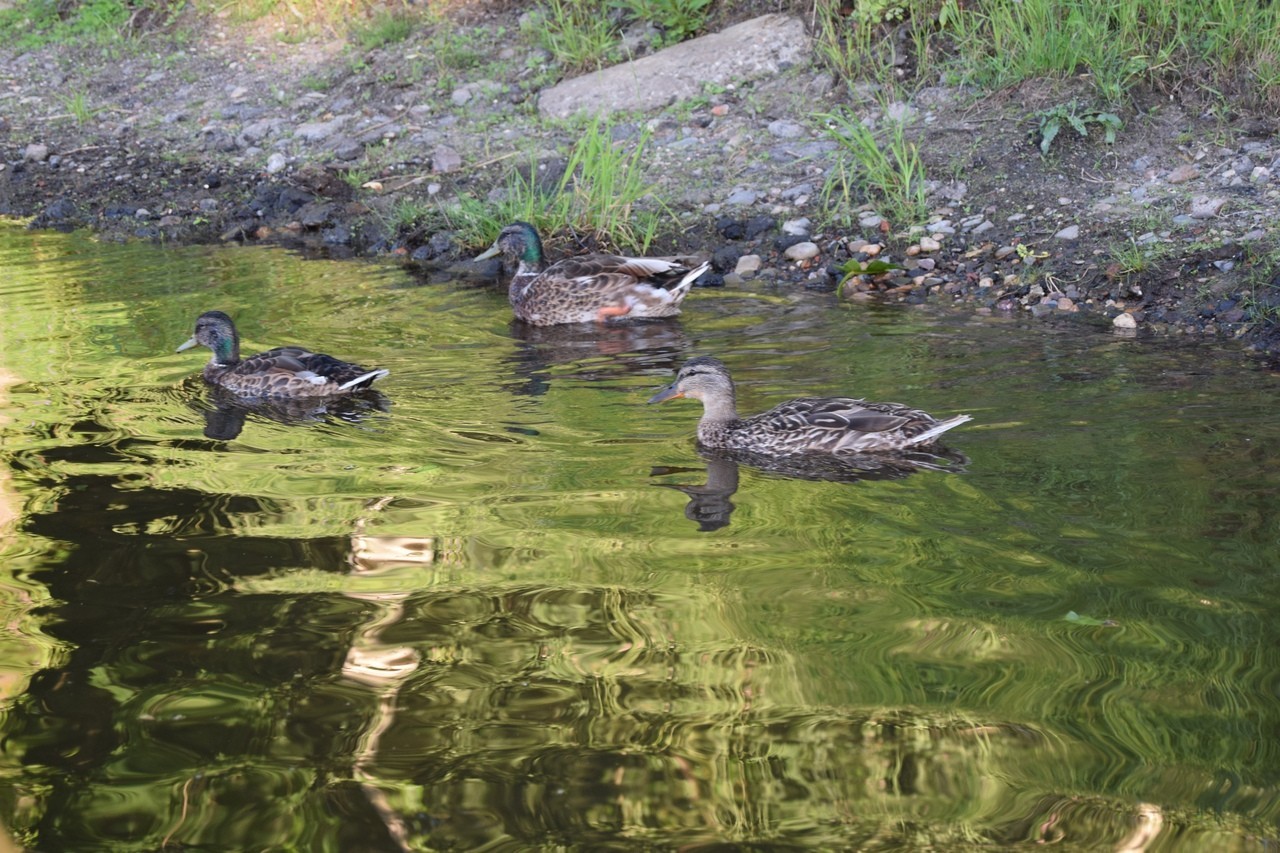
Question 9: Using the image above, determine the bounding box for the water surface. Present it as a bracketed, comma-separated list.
[0, 223, 1277, 850]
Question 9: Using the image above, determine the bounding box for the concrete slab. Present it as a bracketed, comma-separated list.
[538, 14, 810, 119]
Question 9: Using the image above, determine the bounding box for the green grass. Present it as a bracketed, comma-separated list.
[350, 9, 414, 50]
[812, 0, 1280, 109]
[60, 90, 102, 125]
[444, 118, 669, 253]
[523, 0, 620, 72]
[819, 108, 929, 229]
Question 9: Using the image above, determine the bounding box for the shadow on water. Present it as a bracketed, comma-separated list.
[652, 446, 969, 531]
[504, 319, 687, 396]
[194, 383, 392, 441]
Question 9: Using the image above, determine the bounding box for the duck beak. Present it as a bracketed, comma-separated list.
[176, 336, 199, 352]
[647, 384, 684, 404]
[474, 243, 501, 261]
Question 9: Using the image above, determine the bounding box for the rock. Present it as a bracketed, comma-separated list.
[784, 241, 819, 261]
[241, 118, 278, 144]
[710, 246, 740, 272]
[918, 236, 941, 252]
[451, 87, 472, 107]
[295, 115, 349, 143]
[538, 14, 810, 118]
[296, 201, 335, 228]
[23, 143, 49, 162]
[333, 138, 363, 161]
[1167, 163, 1199, 184]
[782, 217, 810, 236]
[265, 152, 287, 174]
[1113, 312, 1137, 329]
[432, 145, 462, 173]
[767, 119, 805, 139]
[716, 217, 745, 240]
[735, 254, 762, 274]
[858, 213, 884, 230]
[1190, 196, 1226, 218]
[744, 216, 775, 239]
[724, 188, 758, 206]
[1055, 224, 1079, 240]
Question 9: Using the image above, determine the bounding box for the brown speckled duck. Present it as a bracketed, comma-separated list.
[177, 311, 388, 399]
[648, 356, 972, 454]
[475, 221, 709, 326]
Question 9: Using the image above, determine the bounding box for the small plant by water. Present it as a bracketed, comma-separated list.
[820, 108, 929, 228]
[446, 118, 668, 253]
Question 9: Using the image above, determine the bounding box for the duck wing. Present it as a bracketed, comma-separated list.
[759, 397, 911, 435]
[551, 254, 691, 286]
[226, 347, 387, 396]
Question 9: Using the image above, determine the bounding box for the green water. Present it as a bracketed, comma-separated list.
[0, 222, 1277, 850]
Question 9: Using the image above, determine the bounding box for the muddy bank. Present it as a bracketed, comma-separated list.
[2, 7, 1278, 357]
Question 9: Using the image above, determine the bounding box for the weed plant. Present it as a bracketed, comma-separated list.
[445, 119, 667, 253]
[819, 108, 929, 229]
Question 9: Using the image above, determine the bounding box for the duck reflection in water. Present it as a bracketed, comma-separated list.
[505, 319, 689, 397]
[197, 384, 391, 440]
[652, 448, 968, 531]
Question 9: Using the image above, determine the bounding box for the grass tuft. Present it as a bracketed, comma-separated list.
[819, 108, 929, 229]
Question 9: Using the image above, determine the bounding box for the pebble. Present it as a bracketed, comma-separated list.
[1190, 196, 1226, 218]
[266, 152, 287, 174]
[918, 236, 941, 252]
[1007, 212, 1026, 223]
[1167, 163, 1199, 184]
[766, 119, 805, 139]
[735, 254, 762, 274]
[1113, 313, 1137, 329]
[781, 217, 810, 237]
[783, 241, 819, 261]
[432, 145, 462, 173]
[295, 116, 347, 143]
[24, 143, 49, 162]
[972, 220, 994, 234]
[451, 87, 472, 106]
[858, 213, 884, 230]
[724, 188, 758, 206]
[333, 139, 363, 161]
[1055, 225, 1079, 240]
[994, 245, 1017, 260]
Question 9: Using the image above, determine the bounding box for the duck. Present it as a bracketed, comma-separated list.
[648, 356, 971, 454]
[177, 310, 388, 399]
[475, 221, 709, 326]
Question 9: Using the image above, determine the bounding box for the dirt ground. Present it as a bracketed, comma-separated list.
[2, 4, 1278, 358]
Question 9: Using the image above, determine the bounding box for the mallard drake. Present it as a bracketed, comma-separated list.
[475, 221, 709, 326]
[648, 356, 971, 454]
[177, 310, 388, 399]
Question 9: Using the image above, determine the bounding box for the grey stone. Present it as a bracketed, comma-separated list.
[782, 217, 810, 236]
[241, 118, 279, 143]
[1190, 196, 1226, 218]
[265, 152, 287, 174]
[24, 143, 49, 162]
[451, 87, 472, 107]
[539, 14, 810, 118]
[295, 115, 349, 143]
[724, 188, 758, 206]
[734, 254, 762, 274]
[432, 144, 462, 173]
[333, 138, 363, 161]
[1055, 224, 1080, 240]
[784, 241, 819, 261]
[767, 119, 805, 139]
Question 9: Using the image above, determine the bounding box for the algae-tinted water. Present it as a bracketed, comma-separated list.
[0, 224, 1277, 849]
